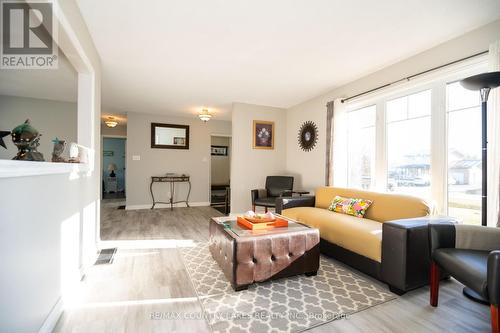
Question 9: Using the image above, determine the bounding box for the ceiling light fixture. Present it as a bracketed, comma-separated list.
[198, 109, 212, 122]
[105, 117, 118, 128]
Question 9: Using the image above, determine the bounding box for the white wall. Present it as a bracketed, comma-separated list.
[286, 19, 500, 192]
[231, 103, 287, 213]
[126, 112, 231, 209]
[0, 1, 101, 332]
[211, 136, 231, 186]
[0, 95, 77, 161]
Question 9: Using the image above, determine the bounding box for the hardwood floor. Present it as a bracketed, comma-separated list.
[54, 203, 491, 332]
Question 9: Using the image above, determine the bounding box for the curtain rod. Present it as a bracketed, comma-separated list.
[336, 50, 488, 104]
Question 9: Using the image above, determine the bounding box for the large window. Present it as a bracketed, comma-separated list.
[347, 105, 376, 189]
[337, 58, 490, 225]
[386, 90, 432, 199]
[447, 81, 482, 225]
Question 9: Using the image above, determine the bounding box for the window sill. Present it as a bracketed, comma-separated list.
[0, 160, 90, 178]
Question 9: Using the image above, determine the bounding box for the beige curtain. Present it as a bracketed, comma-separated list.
[325, 101, 334, 186]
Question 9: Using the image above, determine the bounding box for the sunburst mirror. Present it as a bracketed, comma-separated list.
[298, 121, 318, 152]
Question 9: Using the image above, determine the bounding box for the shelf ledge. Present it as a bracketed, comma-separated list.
[0, 160, 90, 178]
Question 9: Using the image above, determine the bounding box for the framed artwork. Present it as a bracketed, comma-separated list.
[253, 120, 274, 149]
[173, 137, 185, 146]
[211, 145, 228, 156]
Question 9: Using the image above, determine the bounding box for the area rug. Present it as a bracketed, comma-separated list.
[180, 243, 396, 333]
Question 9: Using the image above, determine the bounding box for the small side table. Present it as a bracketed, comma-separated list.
[150, 175, 191, 210]
[106, 177, 117, 193]
[292, 190, 310, 196]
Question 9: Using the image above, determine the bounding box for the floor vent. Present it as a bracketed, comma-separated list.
[94, 248, 117, 265]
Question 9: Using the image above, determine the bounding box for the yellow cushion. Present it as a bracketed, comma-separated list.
[282, 207, 383, 262]
[315, 187, 430, 222]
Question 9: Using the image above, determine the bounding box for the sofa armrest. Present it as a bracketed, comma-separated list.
[275, 195, 315, 214]
[488, 250, 500, 306]
[381, 217, 456, 293]
[251, 189, 267, 204]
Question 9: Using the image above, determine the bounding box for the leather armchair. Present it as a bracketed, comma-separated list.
[251, 176, 294, 212]
[429, 222, 500, 333]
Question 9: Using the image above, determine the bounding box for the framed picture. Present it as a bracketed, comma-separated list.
[173, 137, 186, 146]
[211, 145, 228, 156]
[253, 120, 274, 149]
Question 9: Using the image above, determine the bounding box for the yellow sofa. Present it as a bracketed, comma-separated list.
[276, 186, 436, 294]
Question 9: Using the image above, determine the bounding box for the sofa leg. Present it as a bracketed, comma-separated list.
[430, 261, 440, 307]
[265, 207, 268, 213]
[492, 305, 500, 333]
[252, 205, 255, 212]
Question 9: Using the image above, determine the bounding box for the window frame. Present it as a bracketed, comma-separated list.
[340, 55, 488, 216]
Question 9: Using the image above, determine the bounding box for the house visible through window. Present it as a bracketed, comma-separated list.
[386, 90, 431, 199]
[447, 81, 482, 225]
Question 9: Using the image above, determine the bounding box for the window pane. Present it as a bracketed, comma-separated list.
[386, 96, 407, 123]
[447, 82, 482, 225]
[347, 105, 376, 190]
[387, 90, 431, 199]
[408, 90, 431, 118]
[447, 81, 480, 110]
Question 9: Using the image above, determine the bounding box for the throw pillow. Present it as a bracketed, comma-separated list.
[328, 195, 373, 218]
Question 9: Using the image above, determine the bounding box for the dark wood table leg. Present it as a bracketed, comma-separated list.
[150, 180, 155, 209]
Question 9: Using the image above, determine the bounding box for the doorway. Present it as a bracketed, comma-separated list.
[210, 135, 231, 214]
[102, 137, 126, 199]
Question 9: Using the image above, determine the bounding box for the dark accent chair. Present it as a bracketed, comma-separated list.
[429, 222, 500, 333]
[251, 176, 294, 212]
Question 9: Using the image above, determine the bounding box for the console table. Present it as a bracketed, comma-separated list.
[150, 175, 191, 210]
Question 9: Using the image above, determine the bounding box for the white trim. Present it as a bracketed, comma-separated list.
[125, 201, 210, 210]
[0, 160, 90, 178]
[37, 297, 63, 333]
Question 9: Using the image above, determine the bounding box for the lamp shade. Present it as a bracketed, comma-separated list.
[460, 71, 500, 91]
[107, 163, 117, 172]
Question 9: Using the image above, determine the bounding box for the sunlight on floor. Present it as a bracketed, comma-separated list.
[70, 297, 199, 309]
[99, 239, 197, 250]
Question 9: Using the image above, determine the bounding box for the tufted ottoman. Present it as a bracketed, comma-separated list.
[209, 216, 320, 291]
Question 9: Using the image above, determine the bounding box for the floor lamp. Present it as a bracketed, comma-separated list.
[460, 70, 500, 304]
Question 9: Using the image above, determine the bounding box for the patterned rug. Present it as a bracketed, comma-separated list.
[180, 243, 397, 333]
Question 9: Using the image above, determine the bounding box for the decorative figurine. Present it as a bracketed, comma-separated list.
[11, 119, 45, 161]
[0, 130, 10, 149]
[51, 138, 67, 162]
[68, 142, 80, 163]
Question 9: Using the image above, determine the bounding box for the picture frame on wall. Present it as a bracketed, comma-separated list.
[253, 120, 274, 149]
[211, 145, 228, 156]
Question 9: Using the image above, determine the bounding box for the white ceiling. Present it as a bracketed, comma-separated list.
[82, 1, 500, 119]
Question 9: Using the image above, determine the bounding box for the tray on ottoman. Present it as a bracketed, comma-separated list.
[209, 215, 320, 291]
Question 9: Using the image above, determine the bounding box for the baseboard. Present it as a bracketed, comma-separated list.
[38, 297, 63, 333]
[125, 202, 210, 210]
